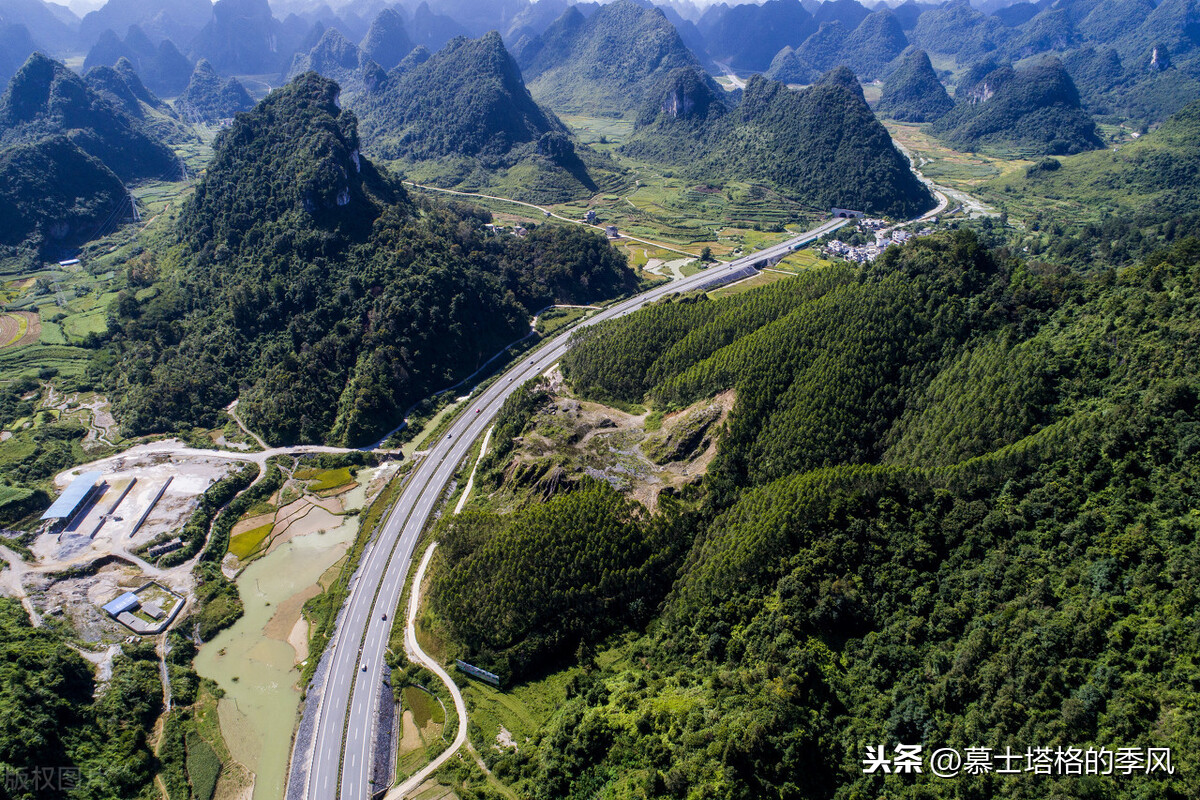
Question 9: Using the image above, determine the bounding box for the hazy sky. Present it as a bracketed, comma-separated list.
[64, 0, 106, 14]
[60, 0, 891, 19]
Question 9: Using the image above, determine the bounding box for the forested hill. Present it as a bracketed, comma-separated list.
[174, 59, 254, 124]
[934, 58, 1104, 155]
[0, 599, 165, 800]
[0, 52, 178, 182]
[0, 135, 127, 254]
[434, 229, 1200, 799]
[623, 71, 934, 218]
[517, 0, 707, 117]
[997, 97, 1200, 217]
[359, 31, 558, 161]
[876, 47, 955, 122]
[103, 72, 638, 447]
[355, 31, 610, 202]
[986, 98, 1200, 265]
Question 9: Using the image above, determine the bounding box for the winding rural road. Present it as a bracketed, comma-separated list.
[292, 215, 851, 800]
[403, 181, 699, 257]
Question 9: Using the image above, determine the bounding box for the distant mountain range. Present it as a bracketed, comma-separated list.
[2, 0, 1197, 130]
[278, 19, 615, 203]
[767, 8, 909, 81]
[83, 26, 194, 96]
[3, 0, 1199, 226]
[517, 0, 706, 118]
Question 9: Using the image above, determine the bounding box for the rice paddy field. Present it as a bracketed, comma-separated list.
[0, 178, 196, 386]
[884, 120, 1034, 189]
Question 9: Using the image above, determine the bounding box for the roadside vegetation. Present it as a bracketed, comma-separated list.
[421, 229, 1200, 799]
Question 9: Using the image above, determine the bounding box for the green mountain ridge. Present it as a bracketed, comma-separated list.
[876, 46, 955, 122]
[1008, 8, 1082, 58]
[934, 58, 1104, 155]
[623, 70, 933, 218]
[839, 8, 909, 79]
[355, 31, 612, 202]
[0, 52, 179, 183]
[519, 0, 706, 118]
[439, 228, 1200, 800]
[792, 19, 850, 75]
[85, 59, 197, 146]
[1076, 0, 1158, 46]
[104, 71, 638, 446]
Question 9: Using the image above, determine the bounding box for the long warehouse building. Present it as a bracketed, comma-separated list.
[40, 471, 106, 531]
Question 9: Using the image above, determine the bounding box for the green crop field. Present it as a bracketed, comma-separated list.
[297, 467, 354, 492]
[228, 522, 274, 561]
[557, 114, 636, 147]
[885, 121, 1032, 191]
[402, 686, 445, 728]
[0, 343, 90, 379]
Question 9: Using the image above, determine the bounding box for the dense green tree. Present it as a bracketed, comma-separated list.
[0, 599, 160, 800]
[934, 58, 1104, 155]
[498, 232, 1200, 800]
[0, 52, 178, 182]
[103, 72, 636, 446]
[624, 71, 934, 218]
[430, 481, 685, 682]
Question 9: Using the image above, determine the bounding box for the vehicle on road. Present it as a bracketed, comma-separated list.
[361, 662, 368, 672]
[475, 408, 481, 413]
[381, 613, 386, 620]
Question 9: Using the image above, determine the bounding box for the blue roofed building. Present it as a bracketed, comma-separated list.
[102, 592, 139, 617]
[40, 471, 105, 530]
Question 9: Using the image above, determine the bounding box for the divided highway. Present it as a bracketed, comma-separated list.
[295, 217, 849, 800]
